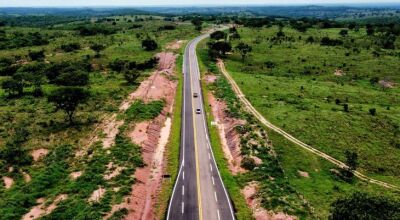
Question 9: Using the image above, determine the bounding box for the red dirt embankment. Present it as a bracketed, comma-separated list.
[105, 52, 178, 220]
[205, 74, 246, 175]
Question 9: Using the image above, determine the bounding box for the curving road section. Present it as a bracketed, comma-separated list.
[167, 34, 236, 220]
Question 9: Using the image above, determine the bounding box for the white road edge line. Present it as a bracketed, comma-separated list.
[166, 39, 192, 220]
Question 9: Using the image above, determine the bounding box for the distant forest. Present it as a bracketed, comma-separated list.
[1, 5, 400, 27]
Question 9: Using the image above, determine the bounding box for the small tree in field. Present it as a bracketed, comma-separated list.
[339, 29, 348, 37]
[2, 78, 23, 97]
[141, 38, 158, 51]
[48, 87, 89, 125]
[210, 31, 226, 40]
[235, 42, 252, 61]
[90, 44, 106, 58]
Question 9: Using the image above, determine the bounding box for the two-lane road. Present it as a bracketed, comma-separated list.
[167, 34, 235, 220]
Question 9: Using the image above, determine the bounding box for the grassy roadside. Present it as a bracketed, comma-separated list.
[197, 40, 253, 220]
[155, 49, 184, 219]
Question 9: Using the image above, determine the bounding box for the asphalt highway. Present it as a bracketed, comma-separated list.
[166, 34, 235, 220]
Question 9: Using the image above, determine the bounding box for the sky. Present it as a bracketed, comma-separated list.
[0, 0, 399, 7]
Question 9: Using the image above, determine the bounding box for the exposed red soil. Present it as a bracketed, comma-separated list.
[89, 187, 106, 203]
[31, 148, 49, 161]
[2, 176, 13, 189]
[334, 69, 345, 76]
[103, 162, 125, 180]
[105, 52, 178, 220]
[70, 171, 83, 180]
[22, 194, 68, 220]
[379, 80, 395, 88]
[297, 170, 310, 178]
[204, 74, 217, 84]
[242, 182, 297, 220]
[207, 88, 246, 175]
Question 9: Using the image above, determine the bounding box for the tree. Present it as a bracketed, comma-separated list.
[208, 41, 232, 59]
[0, 125, 32, 168]
[28, 50, 45, 61]
[241, 157, 256, 170]
[123, 69, 141, 84]
[339, 29, 348, 37]
[343, 103, 349, 112]
[54, 71, 89, 86]
[210, 31, 226, 40]
[141, 38, 158, 51]
[2, 78, 23, 97]
[344, 150, 358, 171]
[366, 24, 375, 36]
[90, 44, 106, 58]
[369, 108, 377, 116]
[48, 87, 89, 124]
[235, 42, 252, 61]
[330, 191, 400, 220]
[306, 36, 315, 44]
[61, 42, 81, 52]
[191, 18, 203, 31]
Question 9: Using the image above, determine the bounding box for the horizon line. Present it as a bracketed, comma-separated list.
[1, 2, 400, 8]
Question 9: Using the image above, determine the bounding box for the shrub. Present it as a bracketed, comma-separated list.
[369, 108, 377, 116]
[241, 157, 257, 170]
[28, 50, 45, 61]
[210, 31, 227, 40]
[125, 100, 164, 122]
[320, 37, 343, 46]
[330, 191, 400, 220]
[60, 42, 81, 52]
[123, 70, 141, 85]
[141, 38, 158, 51]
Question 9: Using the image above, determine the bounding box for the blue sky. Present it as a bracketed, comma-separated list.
[1, 0, 399, 7]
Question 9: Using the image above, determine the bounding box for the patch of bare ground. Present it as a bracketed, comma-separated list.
[166, 40, 186, 50]
[242, 182, 297, 220]
[104, 52, 178, 220]
[204, 74, 217, 84]
[379, 80, 395, 88]
[207, 83, 246, 174]
[103, 162, 125, 180]
[334, 69, 345, 76]
[22, 194, 68, 220]
[89, 187, 106, 203]
[297, 170, 310, 178]
[2, 176, 14, 189]
[31, 148, 49, 161]
[70, 171, 83, 180]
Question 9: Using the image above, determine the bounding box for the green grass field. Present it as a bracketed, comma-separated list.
[198, 25, 400, 219]
[223, 26, 400, 185]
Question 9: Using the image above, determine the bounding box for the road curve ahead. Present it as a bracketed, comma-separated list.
[167, 34, 236, 220]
